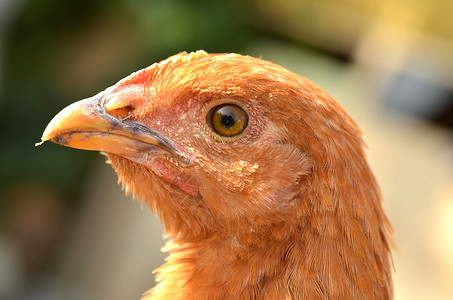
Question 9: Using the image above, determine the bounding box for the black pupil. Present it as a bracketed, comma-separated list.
[221, 114, 236, 128]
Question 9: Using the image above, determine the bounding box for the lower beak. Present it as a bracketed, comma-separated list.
[38, 93, 184, 162]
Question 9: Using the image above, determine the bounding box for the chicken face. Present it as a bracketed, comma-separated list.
[41, 51, 317, 239]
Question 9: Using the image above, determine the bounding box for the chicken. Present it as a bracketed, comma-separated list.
[39, 50, 393, 299]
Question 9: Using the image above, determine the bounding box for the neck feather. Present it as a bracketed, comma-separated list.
[144, 214, 392, 300]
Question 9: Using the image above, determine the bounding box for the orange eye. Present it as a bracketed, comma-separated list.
[207, 104, 248, 137]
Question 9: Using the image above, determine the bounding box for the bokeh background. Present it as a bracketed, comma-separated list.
[1, 0, 453, 299]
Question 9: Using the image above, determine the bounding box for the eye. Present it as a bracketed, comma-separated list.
[207, 104, 248, 137]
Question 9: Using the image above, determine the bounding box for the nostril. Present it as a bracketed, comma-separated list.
[109, 105, 134, 118]
[104, 95, 135, 119]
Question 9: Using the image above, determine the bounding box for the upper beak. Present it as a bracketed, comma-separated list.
[38, 93, 186, 163]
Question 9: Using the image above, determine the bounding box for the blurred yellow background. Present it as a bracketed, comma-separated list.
[1, 0, 452, 299]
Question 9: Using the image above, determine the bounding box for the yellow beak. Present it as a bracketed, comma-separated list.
[38, 93, 185, 162]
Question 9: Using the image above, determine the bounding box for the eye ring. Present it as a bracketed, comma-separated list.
[206, 104, 248, 137]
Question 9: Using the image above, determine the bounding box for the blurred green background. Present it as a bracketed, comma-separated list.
[1, 0, 453, 299]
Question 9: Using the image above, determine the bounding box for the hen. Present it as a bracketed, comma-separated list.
[39, 50, 393, 299]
